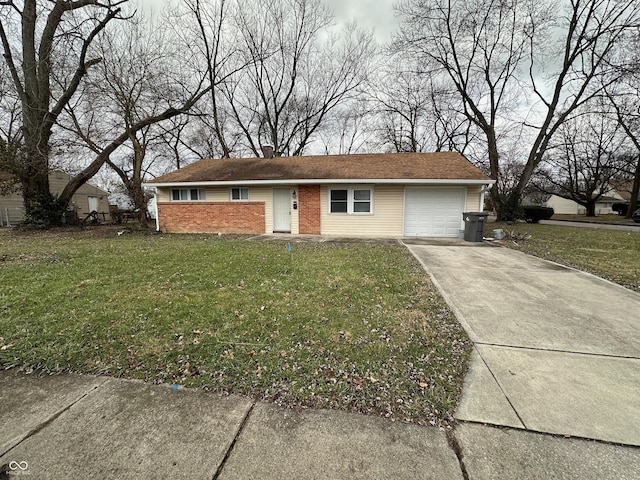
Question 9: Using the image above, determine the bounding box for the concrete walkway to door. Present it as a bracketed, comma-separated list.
[406, 243, 640, 447]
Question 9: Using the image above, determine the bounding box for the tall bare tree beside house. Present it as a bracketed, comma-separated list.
[0, 60, 22, 192]
[224, 0, 374, 157]
[317, 99, 376, 155]
[604, 76, 640, 218]
[61, 14, 189, 226]
[370, 59, 475, 155]
[535, 101, 630, 216]
[0, 0, 128, 224]
[395, 0, 640, 220]
[0, 0, 211, 226]
[175, 0, 242, 159]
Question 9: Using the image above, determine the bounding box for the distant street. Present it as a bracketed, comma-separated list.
[540, 219, 640, 232]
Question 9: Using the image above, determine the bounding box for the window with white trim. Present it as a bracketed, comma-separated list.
[171, 188, 206, 201]
[329, 187, 372, 214]
[230, 187, 249, 201]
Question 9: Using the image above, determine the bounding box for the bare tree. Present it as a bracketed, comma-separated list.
[61, 14, 191, 225]
[396, 0, 640, 220]
[370, 60, 474, 154]
[177, 0, 241, 158]
[224, 0, 374, 157]
[605, 81, 640, 217]
[535, 103, 630, 216]
[0, 60, 22, 192]
[0, 0, 211, 226]
[317, 99, 375, 155]
[0, 0, 130, 224]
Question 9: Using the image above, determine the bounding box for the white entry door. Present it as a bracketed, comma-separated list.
[88, 196, 99, 213]
[273, 188, 291, 233]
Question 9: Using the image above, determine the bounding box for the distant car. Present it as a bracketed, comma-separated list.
[633, 208, 640, 223]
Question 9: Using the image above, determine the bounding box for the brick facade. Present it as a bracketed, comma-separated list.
[157, 202, 265, 234]
[298, 185, 321, 234]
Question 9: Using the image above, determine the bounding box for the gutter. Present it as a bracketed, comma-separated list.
[143, 178, 497, 188]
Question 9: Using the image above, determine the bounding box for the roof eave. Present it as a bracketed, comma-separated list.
[144, 178, 495, 188]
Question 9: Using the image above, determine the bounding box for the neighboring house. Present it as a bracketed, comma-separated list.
[608, 179, 640, 204]
[145, 152, 494, 238]
[0, 170, 111, 226]
[544, 194, 621, 215]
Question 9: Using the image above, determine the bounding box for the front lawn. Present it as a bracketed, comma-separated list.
[0, 227, 471, 426]
[490, 223, 640, 292]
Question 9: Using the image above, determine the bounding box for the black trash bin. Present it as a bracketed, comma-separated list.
[463, 212, 489, 242]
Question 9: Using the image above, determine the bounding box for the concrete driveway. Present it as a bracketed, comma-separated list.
[406, 243, 640, 446]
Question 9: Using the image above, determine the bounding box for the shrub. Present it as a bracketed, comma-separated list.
[612, 202, 629, 216]
[523, 206, 554, 223]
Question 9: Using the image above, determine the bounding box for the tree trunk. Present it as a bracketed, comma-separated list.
[585, 200, 597, 217]
[496, 191, 522, 221]
[625, 156, 640, 218]
[129, 178, 149, 228]
[19, 127, 66, 226]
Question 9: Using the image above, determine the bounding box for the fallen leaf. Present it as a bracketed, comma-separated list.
[419, 382, 428, 388]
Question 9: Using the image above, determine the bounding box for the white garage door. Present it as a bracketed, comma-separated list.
[404, 187, 466, 237]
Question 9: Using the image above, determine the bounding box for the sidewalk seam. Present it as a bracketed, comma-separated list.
[446, 426, 470, 480]
[0, 376, 109, 458]
[475, 342, 640, 360]
[211, 400, 256, 480]
[474, 346, 528, 430]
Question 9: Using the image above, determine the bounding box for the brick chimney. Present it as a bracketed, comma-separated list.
[261, 145, 274, 159]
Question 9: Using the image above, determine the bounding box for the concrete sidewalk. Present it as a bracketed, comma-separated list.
[540, 219, 640, 232]
[407, 243, 640, 447]
[1, 370, 639, 479]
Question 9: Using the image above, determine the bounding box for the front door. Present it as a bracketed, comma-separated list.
[273, 188, 291, 233]
[88, 196, 99, 213]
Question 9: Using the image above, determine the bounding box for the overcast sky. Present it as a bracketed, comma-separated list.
[136, 0, 398, 43]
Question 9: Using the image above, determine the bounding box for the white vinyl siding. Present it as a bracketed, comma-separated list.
[465, 185, 484, 212]
[321, 185, 403, 237]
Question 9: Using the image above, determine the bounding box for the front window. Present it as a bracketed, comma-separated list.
[230, 187, 249, 201]
[353, 189, 371, 213]
[329, 187, 372, 214]
[171, 188, 206, 201]
[330, 189, 348, 213]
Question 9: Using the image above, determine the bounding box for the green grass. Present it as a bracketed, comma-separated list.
[490, 223, 640, 292]
[0, 227, 471, 426]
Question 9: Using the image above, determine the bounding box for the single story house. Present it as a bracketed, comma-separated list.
[145, 152, 494, 238]
[545, 194, 622, 216]
[0, 170, 111, 226]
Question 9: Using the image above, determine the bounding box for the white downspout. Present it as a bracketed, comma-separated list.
[153, 188, 160, 232]
[480, 184, 491, 212]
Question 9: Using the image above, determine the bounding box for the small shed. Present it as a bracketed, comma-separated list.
[0, 170, 111, 226]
